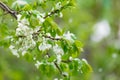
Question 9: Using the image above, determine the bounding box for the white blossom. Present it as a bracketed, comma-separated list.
[56, 54, 61, 64]
[16, 14, 33, 36]
[82, 58, 88, 64]
[55, 34, 61, 39]
[74, 58, 80, 61]
[54, 78, 58, 80]
[16, 25, 33, 36]
[54, 78, 63, 80]
[17, 14, 29, 25]
[74, 58, 81, 64]
[91, 20, 111, 42]
[46, 33, 51, 36]
[112, 53, 117, 59]
[39, 41, 52, 51]
[98, 68, 103, 72]
[53, 44, 64, 55]
[15, 14, 37, 56]
[16, 35, 36, 56]
[63, 31, 76, 42]
[17, 14, 21, 21]
[33, 57, 36, 60]
[35, 61, 43, 69]
[68, 18, 73, 23]
[9, 45, 19, 58]
[69, 56, 73, 61]
[37, 13, 45, 23]
[34, 26, 41, 33]
[35, 61, 55, 69]
[55, 2, 62, 9]
[59, 12, 63, 18]
[10, 14, 40, 57]
[12, 0, 27, 8]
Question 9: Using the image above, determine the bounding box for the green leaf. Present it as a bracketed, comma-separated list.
[0, 24, 9, 38]
[81, 60, 92, 73]
[22, 4, 32, 11]
[0, 38, 10, 48]
[48, 56, 56, 62]
[75, 40, 83, 48]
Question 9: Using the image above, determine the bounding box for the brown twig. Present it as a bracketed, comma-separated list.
[62, 60, 71, 63]
[43, 9, 60, 19]
[43, 4, 67, 19]
[42, 34, 62, 41]
[32, 29, 62, 41]
[0, 1, 17, 19]
[46, 53, 62, 74]
[46, 53, 67, 77]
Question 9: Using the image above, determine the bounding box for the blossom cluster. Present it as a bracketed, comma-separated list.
[8, 0, 91, 79]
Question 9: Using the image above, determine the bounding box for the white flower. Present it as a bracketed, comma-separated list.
[56, 54, 61, 64]
[16, 14, 33, 36]
[55, 2, 62, 9]
[9, 45, 19, 58]
[16, 35, 36, 56]
[55, 34, 61, 39]
[39, 41, 52, 51]
[16, 25, 33, 36]
[21, 50, 27, 56]
[46, 33, 51, 36]
[53, 44, 64, 55]
[69, 18, 73, 23]
[91, 20, 111, 42]
[98, 68, 103, 72]
[82, 58, 88, 64]
[112, 53, 117, 59]
[37, 13, 45, 23]
[17, 14, 22, 21]
[34, 26, 41, 33]
[69, 56, 73, 61]
[74, 58, 80, 62]
[63, 31, 76, 42]
[12, 0, 27, 8]
[54, 78, 58, 80]
[35, 61, 43, 69]
[33, 57, 36, 60]
[53, 44, 64, 64]
[17, 14, 29, 25]
[59, 12, 63, 18]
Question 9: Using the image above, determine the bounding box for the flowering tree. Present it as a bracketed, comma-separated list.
[0, 0, 92, 80]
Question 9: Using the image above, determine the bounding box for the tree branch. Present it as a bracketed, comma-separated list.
[43, 3, 68, 19]
[0, 1, 17, 19]
[46, 53, 67, 77]
[43, 9, 60, 19]
[42, 34, 62, 41]
[62, 60, 71, 63]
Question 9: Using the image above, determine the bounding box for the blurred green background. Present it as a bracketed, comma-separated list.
[0, 0, 120, 80]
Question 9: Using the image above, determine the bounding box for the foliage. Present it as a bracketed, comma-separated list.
[0, 0, 92, 80]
